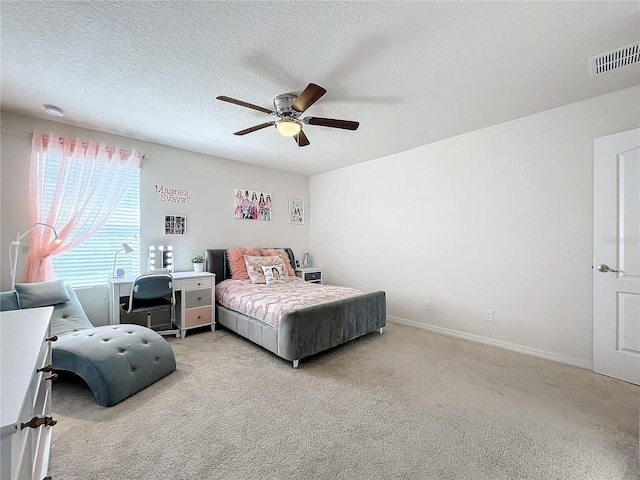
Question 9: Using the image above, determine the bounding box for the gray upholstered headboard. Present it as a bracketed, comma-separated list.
[204, 248, 296, 285]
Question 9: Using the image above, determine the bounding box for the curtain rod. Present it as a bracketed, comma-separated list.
[1, 126, 149, 159]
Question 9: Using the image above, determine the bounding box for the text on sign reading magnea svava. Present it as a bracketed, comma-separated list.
[155, 185, 191, 203]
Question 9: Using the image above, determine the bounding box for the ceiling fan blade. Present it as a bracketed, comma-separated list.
[233, 122, 276, 136]
[294, 130, 310, 147]
[291, 83, 327, 113]
[303, 116, 360, 131]
[217, 96, 275, 115]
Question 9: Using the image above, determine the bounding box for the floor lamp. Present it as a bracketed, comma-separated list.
[10, 222, 62, 291]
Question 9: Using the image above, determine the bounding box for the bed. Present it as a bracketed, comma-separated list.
[205, 248, 386, 368]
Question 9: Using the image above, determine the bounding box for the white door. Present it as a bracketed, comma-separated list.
[593, 128, 640, 385]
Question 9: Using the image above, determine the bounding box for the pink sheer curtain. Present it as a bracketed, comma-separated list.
[24, 130, 141, 283]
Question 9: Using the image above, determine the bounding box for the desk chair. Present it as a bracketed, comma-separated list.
[123, 274, 180, 338]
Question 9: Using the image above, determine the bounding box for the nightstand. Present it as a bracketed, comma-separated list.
[295, 267, 323, 284]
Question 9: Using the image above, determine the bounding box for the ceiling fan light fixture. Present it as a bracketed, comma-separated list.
[217, 84, 358, 148]
[276, 119, 302, 137]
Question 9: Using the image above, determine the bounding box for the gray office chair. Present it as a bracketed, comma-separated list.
[123, 273, 180, 337]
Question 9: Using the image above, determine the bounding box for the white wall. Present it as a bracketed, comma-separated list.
[1, 111, 309, 323]
[309, 86, 640, 368]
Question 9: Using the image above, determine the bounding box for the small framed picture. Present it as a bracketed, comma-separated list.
[288, 199, 304, 224]
[164, 215, 186, 235]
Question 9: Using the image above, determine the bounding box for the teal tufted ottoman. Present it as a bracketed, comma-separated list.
[1, 282, 176, 407]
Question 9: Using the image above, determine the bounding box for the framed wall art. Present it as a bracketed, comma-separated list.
[234, 188, 272, 221]
[164, 215, 186, 235]
[288, 199, 304, 224]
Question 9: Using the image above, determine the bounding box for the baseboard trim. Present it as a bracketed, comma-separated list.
[386, 316, 593, 370]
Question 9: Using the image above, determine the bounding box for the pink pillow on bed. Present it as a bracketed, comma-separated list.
[244, 255, 291, 284]
[260, 248, 297, 278]
[227, 247, 262, 280]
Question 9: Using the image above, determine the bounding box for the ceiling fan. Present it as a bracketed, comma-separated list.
[216, 83, 359, 147]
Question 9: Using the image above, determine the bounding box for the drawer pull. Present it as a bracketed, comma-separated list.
[46, 373, 59, 382]
[197, 297, 202, 301]
[37, 364, 54, 373]
[46, 335, 58, 342]
[21, 415, 56, 430]
[21, 416, 45, 429]
[197, 282, 202, 286]
[44, 416, 57, 427]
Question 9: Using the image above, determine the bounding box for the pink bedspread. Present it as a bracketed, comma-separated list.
[215, 278, 365, 328]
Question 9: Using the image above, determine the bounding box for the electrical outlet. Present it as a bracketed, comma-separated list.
[484, 309, 494, 322]
[424, 300, 431, 310]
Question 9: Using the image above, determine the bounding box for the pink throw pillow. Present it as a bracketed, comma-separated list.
[261, 248, 297, 278]
[227, 247, 262, 280]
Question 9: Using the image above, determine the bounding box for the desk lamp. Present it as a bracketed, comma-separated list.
[112, 243, 134, 277]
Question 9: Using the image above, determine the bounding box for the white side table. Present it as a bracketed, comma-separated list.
[295, 267, 323, 284]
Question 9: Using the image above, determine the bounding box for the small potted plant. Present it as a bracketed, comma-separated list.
[191, 254, 205, 272]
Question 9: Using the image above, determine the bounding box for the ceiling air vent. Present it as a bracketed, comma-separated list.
[589, 41, 640, 76]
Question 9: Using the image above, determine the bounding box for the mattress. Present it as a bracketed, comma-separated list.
[215, 278, 367, 328]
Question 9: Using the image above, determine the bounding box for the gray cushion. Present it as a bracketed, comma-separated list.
[15, 279, 71, 309]
[0, 291, 20, 311]
[50, 284, 94, 336]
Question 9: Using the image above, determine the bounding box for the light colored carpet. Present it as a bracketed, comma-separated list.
[50, 323, 639, 480]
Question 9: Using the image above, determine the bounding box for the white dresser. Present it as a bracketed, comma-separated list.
[1, 306, 55, 480]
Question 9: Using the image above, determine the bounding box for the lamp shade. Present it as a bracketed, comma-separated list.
[122, 242, 134, 254]
[276, 120, 302, 137]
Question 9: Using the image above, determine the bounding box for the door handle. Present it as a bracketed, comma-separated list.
[596, 264, 619, 273]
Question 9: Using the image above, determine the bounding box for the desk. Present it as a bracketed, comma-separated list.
[109, 271, 215, 338]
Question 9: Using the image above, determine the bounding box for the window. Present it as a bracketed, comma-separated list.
[46, 163, 140, 288]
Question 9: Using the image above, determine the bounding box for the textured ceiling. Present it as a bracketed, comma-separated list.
[1, 1, 639, 176]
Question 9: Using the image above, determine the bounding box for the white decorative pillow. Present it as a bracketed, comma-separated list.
[262, 264, 287, 285]
[244, 255, 291, 284]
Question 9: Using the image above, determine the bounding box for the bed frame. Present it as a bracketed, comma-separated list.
[205, 248, 386, 368]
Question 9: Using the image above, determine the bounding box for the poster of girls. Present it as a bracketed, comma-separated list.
[234, 189, 272, 220]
